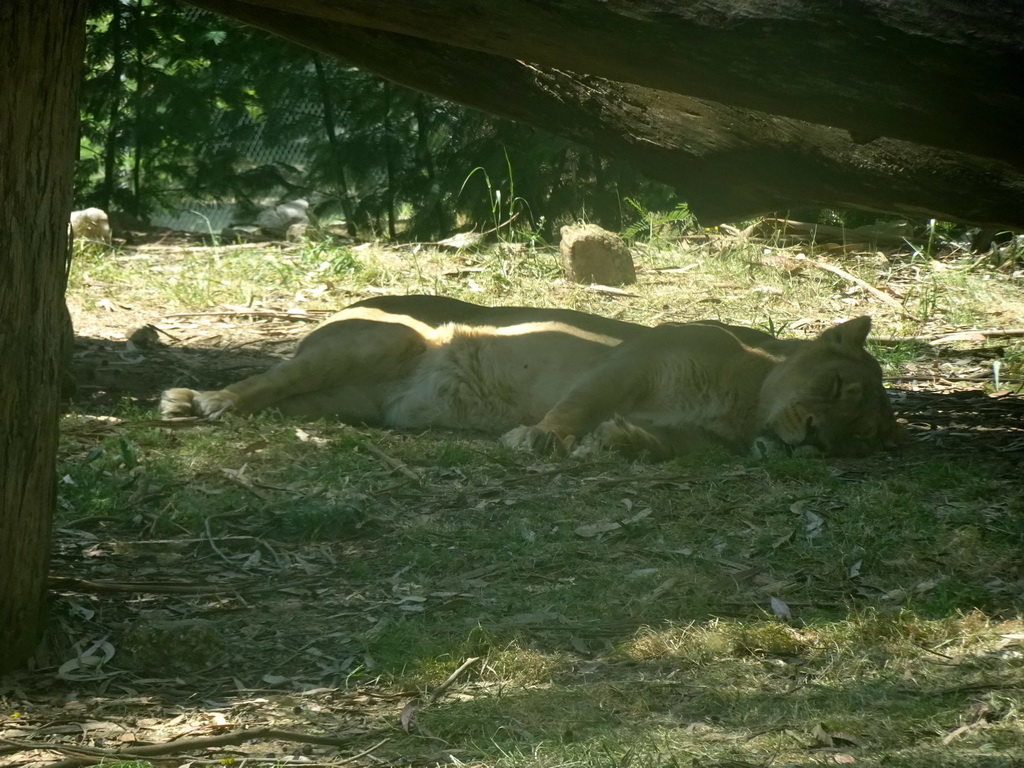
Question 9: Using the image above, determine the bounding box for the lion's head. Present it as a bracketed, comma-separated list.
[756, 316, 901, 457]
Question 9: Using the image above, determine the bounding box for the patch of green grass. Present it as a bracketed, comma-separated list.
[404, 612, 1022, 766]
[60, 234, 1024, 767]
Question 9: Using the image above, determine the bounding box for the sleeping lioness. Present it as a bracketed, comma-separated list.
[161, 295, 901, 458]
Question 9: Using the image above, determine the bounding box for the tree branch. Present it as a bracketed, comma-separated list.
[185, 0, 1024, 227]
[186, 0, 1024, 166]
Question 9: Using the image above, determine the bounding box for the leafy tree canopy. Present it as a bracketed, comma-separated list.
[77, 0, 677, 240]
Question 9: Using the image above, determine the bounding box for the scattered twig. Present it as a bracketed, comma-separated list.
[147, 417, 222, 429]
[185, 762, 348, 767]
[221, 467, 273, 500]
[221, 336, 301, 352]
[910, 679, 1024, 697]
[60, 417, 220, 434]
[913, 642, 956, 660]
[15, 726, 364, 768]
[441, 267, 487, 277]
[586, 284, 638, 297]
[645, 264, 700, 274]
[150, 324, 183, 343]
[2, 738, 156, 765]
[873, 328, 1024, 345]
[362, 443, 422, 483]
[742, 217, 915, 248]
[884, 375, 996, 383]
[429, 656, 482, 703]
[204, 517, 234, 566]
[338, 737, 390, 765]
[163, 311, 322, 322]
[808, 259, 918, 319]
[479, 211, 521, 237]
[59, 514, 126, 529]
[48, 576, 235, 595]
[942, 722, 987, 744]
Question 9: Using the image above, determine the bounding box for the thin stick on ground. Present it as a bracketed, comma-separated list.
[14, 729, 380, 768]
[874, 328, 1024, 345]
[363, 442, 422, 483]
[48, 575, 236, 595]
[7, 727, 374, 768]
[164, 311, 323, 321]
[808, 258, 918, 319]
[429, 656, 482, 702]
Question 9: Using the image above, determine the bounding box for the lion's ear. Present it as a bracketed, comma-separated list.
[819, 316, 872, 349]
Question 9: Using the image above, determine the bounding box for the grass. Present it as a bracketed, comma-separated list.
[54, 231, 1024, 767]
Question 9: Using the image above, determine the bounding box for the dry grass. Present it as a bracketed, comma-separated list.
[15, 230, 1022, 768]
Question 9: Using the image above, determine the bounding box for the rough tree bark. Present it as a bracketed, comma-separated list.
[0, 0, 88, 672]
[190, 0, 1024, 228]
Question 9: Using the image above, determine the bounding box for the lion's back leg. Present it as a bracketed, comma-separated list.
[160, 318, 428, 420]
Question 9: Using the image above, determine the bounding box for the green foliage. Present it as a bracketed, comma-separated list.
[621, 199, 695, 242]
[77, 0, 678, 239]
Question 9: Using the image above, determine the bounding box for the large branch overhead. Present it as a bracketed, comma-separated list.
[189, 0, 1024, 228]
[185, 0, 1024, 168]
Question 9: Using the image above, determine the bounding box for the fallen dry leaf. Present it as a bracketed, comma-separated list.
[812, 722, 833, 747]
[575, 520, 622, 538]
[770, 596, 792, 620]
[400, 699, 418, 733]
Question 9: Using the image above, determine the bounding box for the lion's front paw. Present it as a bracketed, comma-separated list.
[501, 425, 568, 455]
[573, 416, 666, 459]
[750, 434, 822, 459]
[192, 390, 240, 419]
[160, 388, 239, 419]
[160, 388, 199, 418]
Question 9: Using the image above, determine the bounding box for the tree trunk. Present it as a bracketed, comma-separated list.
[412, 97, 451, 238]
[186, 0, 1024, 229]
[312, 55, 360, 238]
[0, 0, 87, 673]
[131, 0, 146, 217]
[382, 81, 397, 240]
[99, 0, 124, 212]
[188, 0, 1024, 169]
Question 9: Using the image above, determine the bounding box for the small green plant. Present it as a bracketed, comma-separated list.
[458, 149, 535, 243]
[188, 209, 221, 247]
[295, 239, 360, 276]
[912, 274, 942, 321]
[621, 199, 694, 243]
[925, 217, 937, 258]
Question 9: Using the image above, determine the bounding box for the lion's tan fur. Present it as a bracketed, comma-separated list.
[161, 296, 899, 458]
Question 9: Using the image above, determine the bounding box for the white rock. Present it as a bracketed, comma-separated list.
[70, 207, 112, 244]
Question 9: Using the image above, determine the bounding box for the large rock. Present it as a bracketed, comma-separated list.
[69, 207, 112, 244]
[255, 199, 309, 237]
[559, 224, 635, 285]
[286, 221, 310, 242]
